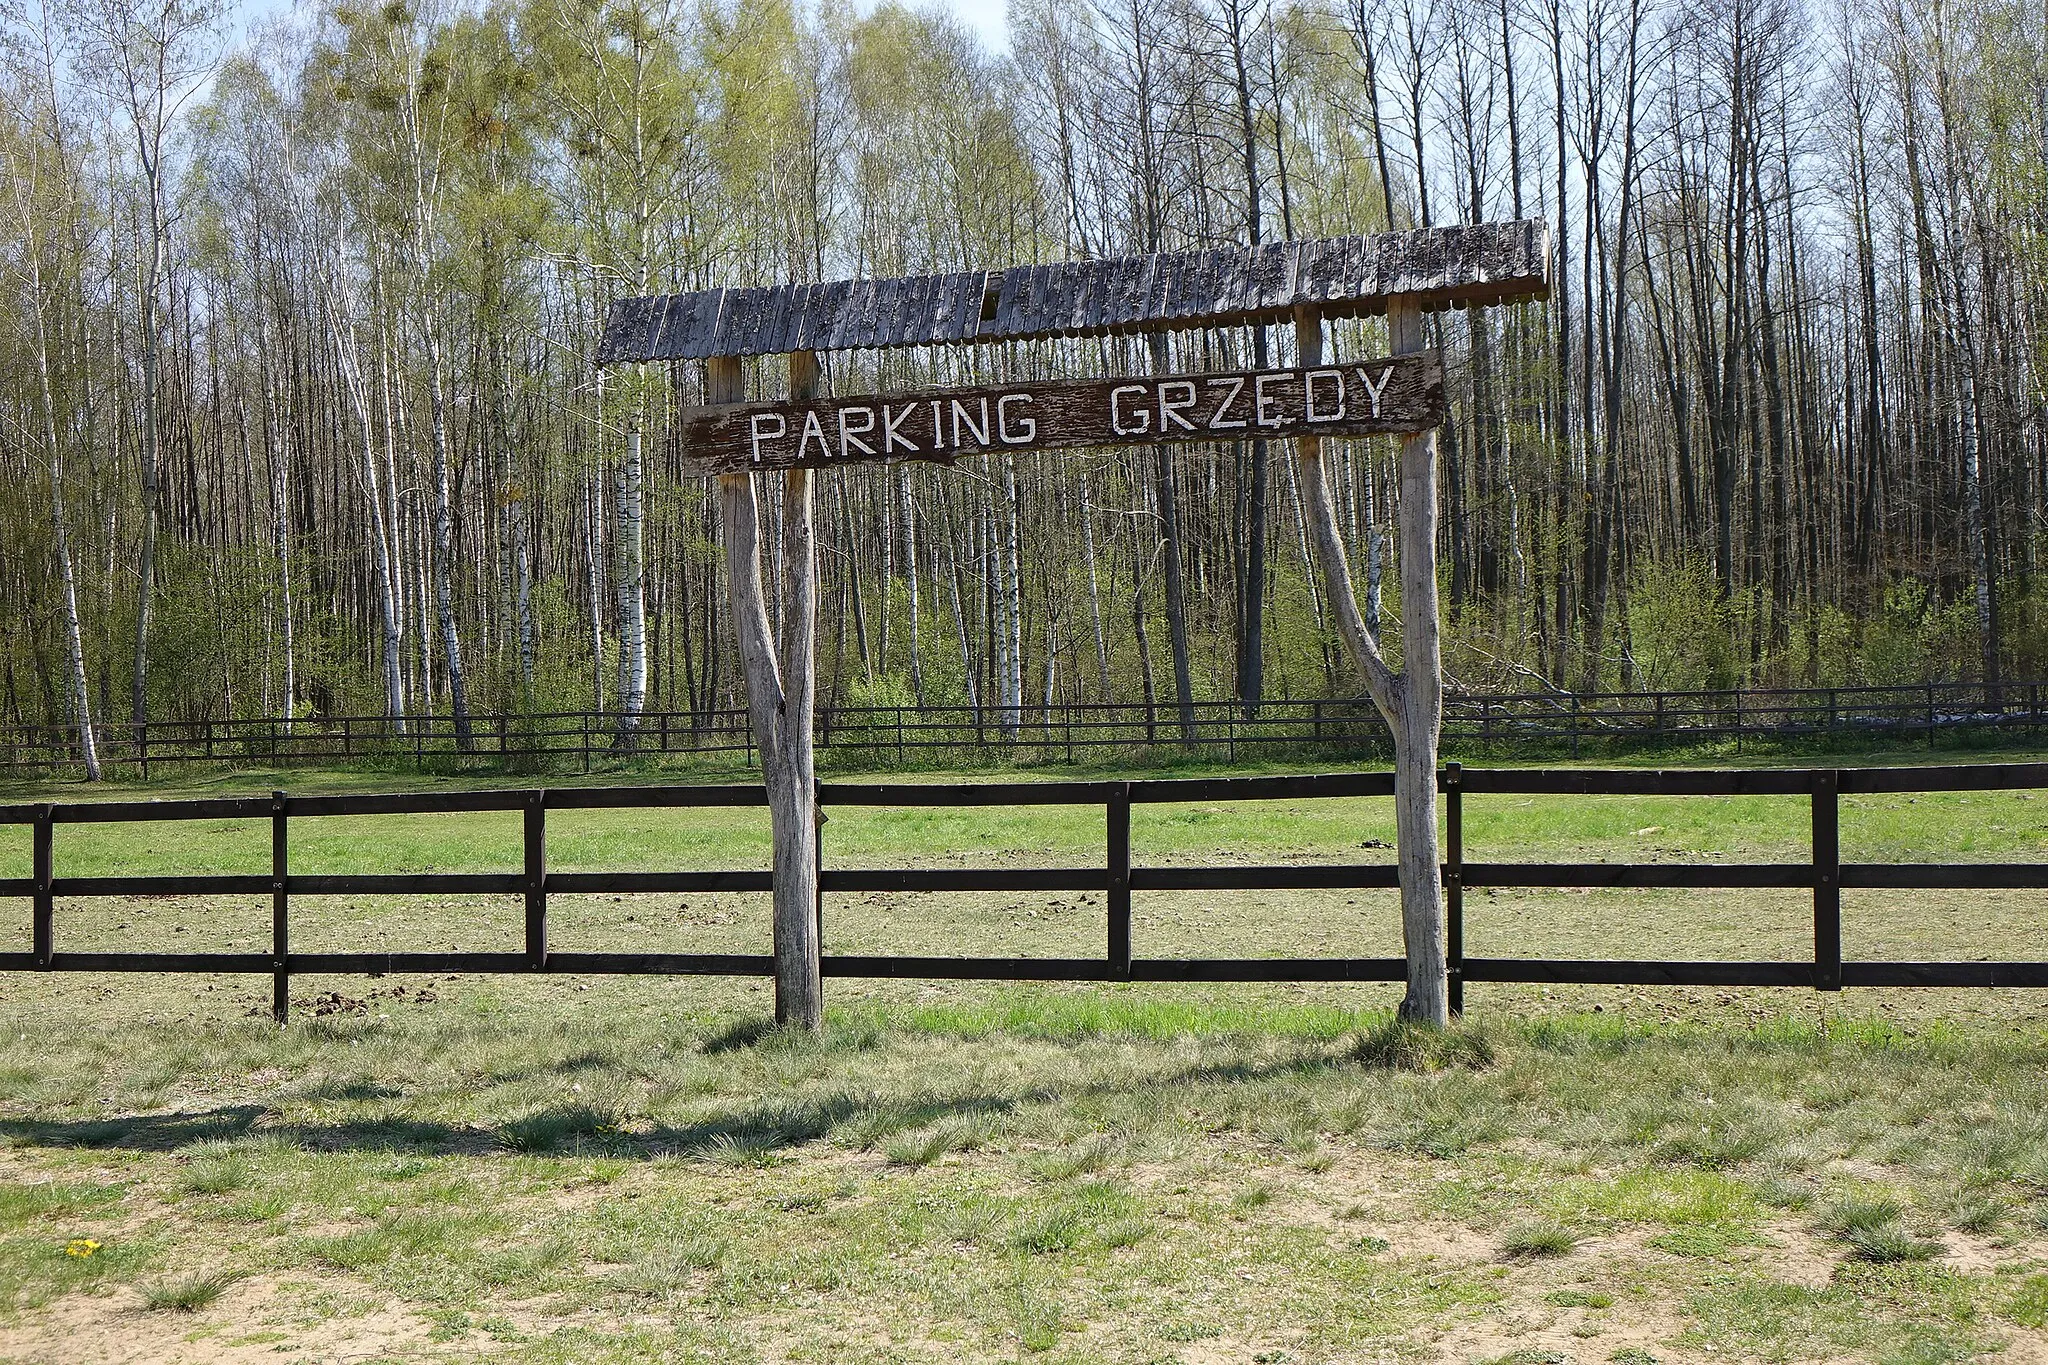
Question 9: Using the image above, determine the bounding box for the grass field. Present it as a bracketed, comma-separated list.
[1, 755, 2046, 1363]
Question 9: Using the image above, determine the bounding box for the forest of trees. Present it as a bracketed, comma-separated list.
[1, 0, 2044, 772]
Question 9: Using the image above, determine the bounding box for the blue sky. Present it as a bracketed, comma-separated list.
[868, 0, 1009, 50]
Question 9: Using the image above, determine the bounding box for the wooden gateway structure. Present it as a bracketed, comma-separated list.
[597, 219, 1553, 1028]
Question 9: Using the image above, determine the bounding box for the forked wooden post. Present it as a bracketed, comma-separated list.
[711, 352, 824, 1030]
[1291, 297, 1451, 1025]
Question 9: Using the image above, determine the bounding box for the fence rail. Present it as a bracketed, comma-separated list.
[4, 681, 2045, 776]
[3, 762, 2045, 1021]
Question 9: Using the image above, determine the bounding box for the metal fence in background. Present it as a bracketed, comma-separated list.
[3, 680, 2046, 775]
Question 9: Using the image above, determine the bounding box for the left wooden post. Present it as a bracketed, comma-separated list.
[710, 351, 823, 1030]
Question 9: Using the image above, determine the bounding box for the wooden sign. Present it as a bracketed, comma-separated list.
[680, 352, 1443, 473]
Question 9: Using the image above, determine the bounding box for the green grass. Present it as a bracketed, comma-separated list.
[141, 1268, 242, 1311]
[0, 999, 2042, 1360]
[1499, 1219, 1580, 1259]
[0, 760, 2045, 1360]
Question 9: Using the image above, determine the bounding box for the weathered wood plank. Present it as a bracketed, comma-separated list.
[888, 277, 923, 348]
[680, 290, 726, 358]
[1251, 240, 1293, 313]
[1111, 256, 1148, 331]
[598, 220, 1552, 362]
[675, 351, 1444, 473]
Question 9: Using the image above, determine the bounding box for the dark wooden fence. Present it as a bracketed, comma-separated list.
[3, 762, 2044, 1023]
[4, 681, 2047, 775]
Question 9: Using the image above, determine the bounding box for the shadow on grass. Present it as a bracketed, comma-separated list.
[0, 1105, 487, 1154]
[0, 1015, 1497, 1161]
[0, 1015, 1507, 1162]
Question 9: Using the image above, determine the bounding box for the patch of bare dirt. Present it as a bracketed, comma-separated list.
[0, 1274, 486, 1364]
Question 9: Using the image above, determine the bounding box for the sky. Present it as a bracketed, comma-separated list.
[863, 0, 1010, 50]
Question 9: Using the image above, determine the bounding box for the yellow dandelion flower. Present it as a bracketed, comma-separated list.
[65, 1238, 100, 1259]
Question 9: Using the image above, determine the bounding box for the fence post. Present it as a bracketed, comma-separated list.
[1569, 696, 1581, 760]
[1444, 762, 1464, 1017]
[271, 791, 290, 1024]
[814, 779, 826, 951]
[32, 804, 53, 969]
[1926, 683, 1936, 749]
[1107, 782, 1132, 979]
[1811, 770, 1841, 992]
[524, 791, 548, 970]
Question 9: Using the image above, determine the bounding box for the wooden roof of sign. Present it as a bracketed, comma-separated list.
[596, 219, 1550, 365]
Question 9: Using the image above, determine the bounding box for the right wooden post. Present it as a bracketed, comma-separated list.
[1292, 298, 1450, 1026]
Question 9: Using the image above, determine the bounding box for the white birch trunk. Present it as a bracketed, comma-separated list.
[511, 499, 536, 702]
[424, 322, 471, 747]
[1082, 469, 1114, 700]
[584, 469, 607, 711]
[616, 419, 649, 740]
[899, 465, 925, 705]
[946, 509, 978, 709]
[1001, 455, 1024, 738]
[268, 368, 295, 735]
[131, 141, 165, 739]
[332, 312, 407, 729]
[28, 250, 100, 780]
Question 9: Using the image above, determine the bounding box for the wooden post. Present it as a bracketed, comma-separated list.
[271, 791, 289, 1023]
[1387, 297, 1450, 1026]
[814, 780, 825, 953]
[713, 351, 823, 1031]
[1444, 762, 1464, 1017]
[1812, 770, 1841, 992]
[1107, 782, 1132, 978]
[1289, 299, 1450, 1025]
[524, 791, 547, 970]
[32, 804, 53, 969]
